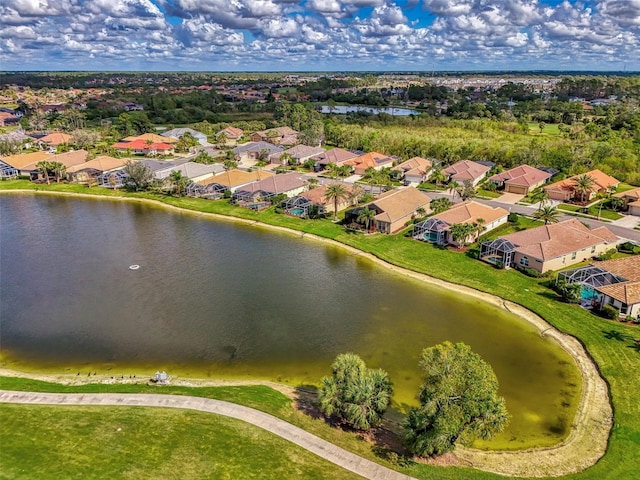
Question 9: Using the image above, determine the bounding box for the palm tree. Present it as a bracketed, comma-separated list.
[473, 218, 486, 239]
[357, 206, 376, 232]
[430, 167, 447, 188]
[449, 223, 475, 248]
[36, 161, 51, 184]
[533, 205, 560, 225]
[529, 186, 549, 207]
[349, 185, 365, 206]
[430, 197, 452, 214]
[223, 159, 237, 171]
[456, 180, 476, 201]
[168, 170, 186, 197]
[573, 174, 595, 204]
[324, 183, 349, 221]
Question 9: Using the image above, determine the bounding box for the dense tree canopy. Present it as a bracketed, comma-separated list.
[404, 342, 509, 457]
[318, 353, 393, 431]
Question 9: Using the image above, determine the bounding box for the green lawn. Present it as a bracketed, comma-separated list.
[558, 203, 623, 220]
[527, 122, 561, 136]
[476, 188, 501, 198]
[1, 182, 640, 479]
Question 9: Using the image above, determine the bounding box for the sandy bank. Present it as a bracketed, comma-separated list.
[0, 189, 612, 477]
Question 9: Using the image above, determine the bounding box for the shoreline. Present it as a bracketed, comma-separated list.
[0, 189, 613, 477]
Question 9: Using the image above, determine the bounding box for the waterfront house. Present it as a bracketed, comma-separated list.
[199, 169, 275, 193]
[479, 218, 619, 273]
[232, 172, 307, 208]
[67, 155, 129, 184]
[442, 160, 491, 187]
[344, 187, 431, 234]
[282, 183, 355, 217]
[543, 169, 620, 202]
[488, 165, 553, 195]
[0, 151, 50, 179]
[413, 201, 508, 247]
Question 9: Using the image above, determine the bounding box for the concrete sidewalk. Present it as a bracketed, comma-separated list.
[0, 390, 415, 480]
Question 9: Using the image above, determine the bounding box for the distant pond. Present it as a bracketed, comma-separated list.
[0, 194, 581, 450]
[320, 105, 418, 116]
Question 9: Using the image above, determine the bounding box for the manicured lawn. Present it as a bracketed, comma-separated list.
[476, 188, 501, 198]
[527, 122, 561, 135]
[558, 203, 623, 220]
[2, 181, 640, 479]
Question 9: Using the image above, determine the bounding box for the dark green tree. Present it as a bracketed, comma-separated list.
[318, 353, 393, 431]
[404, 342, 509, 457]
[123, 160, 154, 191]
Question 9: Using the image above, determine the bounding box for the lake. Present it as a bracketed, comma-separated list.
[320, 105, 418, 116]
[0, 194, 581, 449]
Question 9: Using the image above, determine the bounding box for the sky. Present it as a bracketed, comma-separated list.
[1, 0, 639, 72]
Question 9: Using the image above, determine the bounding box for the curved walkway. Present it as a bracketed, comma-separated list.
[0, 390, 414, 480]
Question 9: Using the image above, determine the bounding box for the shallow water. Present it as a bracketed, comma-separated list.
[0, 194, 581, 449]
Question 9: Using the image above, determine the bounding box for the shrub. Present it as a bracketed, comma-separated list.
[617, 242, 637, 254]
[508, 212, 519, 223]
[518, 266, 543, 278]
[554, 280, 582, 303]
[599, 305, 620, 320]
[597, 248, 617, 261]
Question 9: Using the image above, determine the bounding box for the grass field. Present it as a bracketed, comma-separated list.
[558, 203, 624, 221]
[527, 122, 561, 135]
[1, 182, 639, 479]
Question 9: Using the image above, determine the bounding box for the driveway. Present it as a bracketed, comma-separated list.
[494, 192, 524, 204]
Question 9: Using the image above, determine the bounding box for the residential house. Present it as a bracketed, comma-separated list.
[216, 126, 244, 145]
[270, 145, 325, 165]
[345, 187, 432, 234]
[0, 151, 50, 178]
[250, 126, 298, 146]
[198, 169, 275, 193]
[343, 152, 395, 176]
[479, 218, 619, 273]
[2, 150, 88, 180]
[154, 161, 224, 183]
[488, 165, 553, 195]
[113, 139, 175, 156]
[413, 201, 509, 246]
[232, 141, 283, 163]
[283, 183, 355, 216]
[232, 172, 308, 207]
[0, 111, 20, 126]
[123, 133, 179, 144]
[558, 256, 640, 319]
[544, 169, 620, 202]
[161, 128, 208, 146]
[392, 157, 434, 185]
[67, 155, 129, 184]
[311, 148, 359, 172]
[614, 187, 640, 216]
[38, 132, 73, 149]
[442, 160, 491, 186]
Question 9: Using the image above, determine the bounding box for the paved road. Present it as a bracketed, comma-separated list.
[426, 191, 640, 242]
[0, 390, 414, 480]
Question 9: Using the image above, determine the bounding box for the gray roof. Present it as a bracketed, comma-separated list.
[141, 159, 188, 173]
[0, 130, 31, 143]
[232, 141, 283, 155]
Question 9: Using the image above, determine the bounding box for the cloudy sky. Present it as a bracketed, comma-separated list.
[1, 0, 638, 71]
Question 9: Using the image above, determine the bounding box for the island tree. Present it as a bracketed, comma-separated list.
[404, 342, 509, 457]
[318, 353, 393, 431]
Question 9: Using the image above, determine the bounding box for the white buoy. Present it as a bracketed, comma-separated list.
[129, 264, 140, 270]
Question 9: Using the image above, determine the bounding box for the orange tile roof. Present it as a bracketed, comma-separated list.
[501, 218, 619, 261]
[123, 133, 178, 144]
[433, 201, 509, 225]
[220, 127, 243, 138]
[312, 148, 359, 165]
[544, 169, 620, 195]
[113, 139, 174, 151]
[39, 132, 73, 145]
[593, 256, 640, 282]
[489, 165, 552, 187]
[393, 157, 433, 176]
[67, 156, 128, 173]
[304, 183, 354, 206]
[344, 152, 394, 170]
[615, 187, 640, 201]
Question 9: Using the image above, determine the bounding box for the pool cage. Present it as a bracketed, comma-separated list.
[281, 196, 317, 217]
[232, 189, 273, 210]
[556, 265, 627, 288]
[479, 238, 517, 268]
[412, 218, 449, 245]
[97, 170, 129, 189]
[186, 182, 228, 199]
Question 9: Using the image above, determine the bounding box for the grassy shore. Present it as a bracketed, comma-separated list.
[1, 181, 639, 479]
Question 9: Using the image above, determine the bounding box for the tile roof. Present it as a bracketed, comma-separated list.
[489, 164, 552, 187]
[113, 139, 174, 151]
[39, 132, 73, 145]
[281, 145, 325, 159]
[236, 172, 307, 195]
[219, 126, 244, 138]
[596, 282, 640, 306]
[433, 201, 509, 225]
[46, 150, 90, 168]
[199, 169, 274, 188]
[343, 152, 394, 170]
[123, 133, 178, 144]
[66, 155, 127, 173]
[367, 187, 431, 224]
[615, 186, 640, 201]
[392, 157, 434, 176]
[500, 218, 619, 261]
[304, 183, 354, 206]
[1, 151, 50, 168]
[232, 141, 283, 155]
[544, 169, 620, 195]
[443, 160, 491, 183]
[157, 161, 224, 179]
[593, 256, 640, 282]
[312, 148, 359, 166]
[161, 128, 206, 140]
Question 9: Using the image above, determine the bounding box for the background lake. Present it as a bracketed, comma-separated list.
[0, 194, 581, 449]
